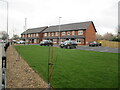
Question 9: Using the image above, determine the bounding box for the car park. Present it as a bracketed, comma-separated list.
[40, 40, 53, 46]
[60, 40, 77, 49]
[89, 41, 101, 47]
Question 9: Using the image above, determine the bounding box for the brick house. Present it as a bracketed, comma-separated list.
[42, 21, 97, 45]
[21, 26, 48, 44]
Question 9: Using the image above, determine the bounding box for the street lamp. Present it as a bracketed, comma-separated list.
[59, 17, 62, 45]
[0, 0, 8, 42]
[24, 18, 27, 45]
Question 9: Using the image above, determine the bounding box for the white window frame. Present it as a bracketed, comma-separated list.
[72, 31, 75, 35]
[56, 32, 58, 36]
[28, 34, 30, 37]
[62, 32, 65, 36]
[31, 34, 32, 37]
[48, 33, 50, 36]
[34, 39, 37, 43]
[78, 31, 83, 35]
[36, 33, 39, 37]
[44, 33, 47, 36]
[67, 31, 70, 35]
[52, 32, 54, 36]
[53, 39, 57, 43]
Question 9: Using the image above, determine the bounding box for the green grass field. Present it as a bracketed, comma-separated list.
[15, 45, 118, 88]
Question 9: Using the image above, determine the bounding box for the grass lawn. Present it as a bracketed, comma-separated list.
[15, 45, 118, 88]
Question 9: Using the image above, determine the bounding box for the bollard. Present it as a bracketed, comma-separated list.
[4, 42, 10, 52]
[2, 56, 6, 68]
[2, 50, 6, 89]
[2, 68, 5, 74]
[2, 85, 5, 90]
[2, 74, 5, 85]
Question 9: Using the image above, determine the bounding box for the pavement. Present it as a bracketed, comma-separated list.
[54, 45, 119, 53]
[0, 43, 3, 89]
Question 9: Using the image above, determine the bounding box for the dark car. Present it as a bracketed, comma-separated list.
[60, 40, 77, 49]
[89, 41, 101, 47]
[40, 40, 53, 46]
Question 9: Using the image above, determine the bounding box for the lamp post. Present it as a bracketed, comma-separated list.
[25, 18, 27, 45]
[59, 17, 62, 45]
[0, 0, 8, 42]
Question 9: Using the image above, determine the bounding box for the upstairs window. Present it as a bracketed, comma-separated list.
[62, 32, 65, 36]
[56, 32, 59, 36]
[44, 33, 47, 36]
[36, 33, 39, 37]
[72, 31, 75, 35]
[67, 31, 70, 35]
[52, 32, 54, 36]
[28, 34, 30, 37]
[31, 34, 32, 37]
[78, 31, 83, 35]
[48, 33, 50, 36]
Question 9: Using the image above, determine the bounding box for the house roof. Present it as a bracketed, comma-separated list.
[21, 26, 48, 34]
[43, 21, 96, 33]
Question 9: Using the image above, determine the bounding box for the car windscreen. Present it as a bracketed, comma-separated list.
[64, 41, 70, 44]
[72, 41, 77, 44]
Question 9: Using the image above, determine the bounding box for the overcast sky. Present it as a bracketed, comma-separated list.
[0, 0, 119, 38]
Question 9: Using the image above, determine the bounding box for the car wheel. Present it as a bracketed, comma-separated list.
[60, 46, 63, 48]
[75, 46, 77, 48]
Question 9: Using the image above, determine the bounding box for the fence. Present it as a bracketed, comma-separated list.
[97, 40, 120, 48]
[1, 42, 10, 89]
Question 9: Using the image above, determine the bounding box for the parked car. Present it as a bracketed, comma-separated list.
[16, 40, 25, 44]
[0, 40, 6, 43]
[60, 40, 77, 49]
[40, 40, 53, 46]
[12, 40, 17, 43]
[89, 41, 101, 47]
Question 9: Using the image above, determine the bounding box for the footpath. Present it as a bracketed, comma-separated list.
[6, 45, 47, 88]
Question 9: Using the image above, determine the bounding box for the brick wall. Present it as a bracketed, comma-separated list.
[43, 30, 85, 37]
[85, 23, 96, 45]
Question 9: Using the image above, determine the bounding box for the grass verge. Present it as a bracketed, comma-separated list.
[15, 45, 118, 88]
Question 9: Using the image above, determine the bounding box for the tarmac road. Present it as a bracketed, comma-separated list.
[77, 46, 119, 53]
[19, 44, 119, 53]
[54, 45, 119, 53]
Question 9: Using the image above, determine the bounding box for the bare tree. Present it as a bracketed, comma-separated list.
[0, 31, 8, 40]
[103, 32, 114, 41]
[96, 34, 103, 40]
[12, 34, 20, 40]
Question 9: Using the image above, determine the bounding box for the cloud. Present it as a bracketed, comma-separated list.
[0, 0, 119, 38]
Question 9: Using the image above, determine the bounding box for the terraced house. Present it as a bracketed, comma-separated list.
[42, 21, 97, 45]
[21, 21, 97, 45]
[21, 26, 48, 44]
